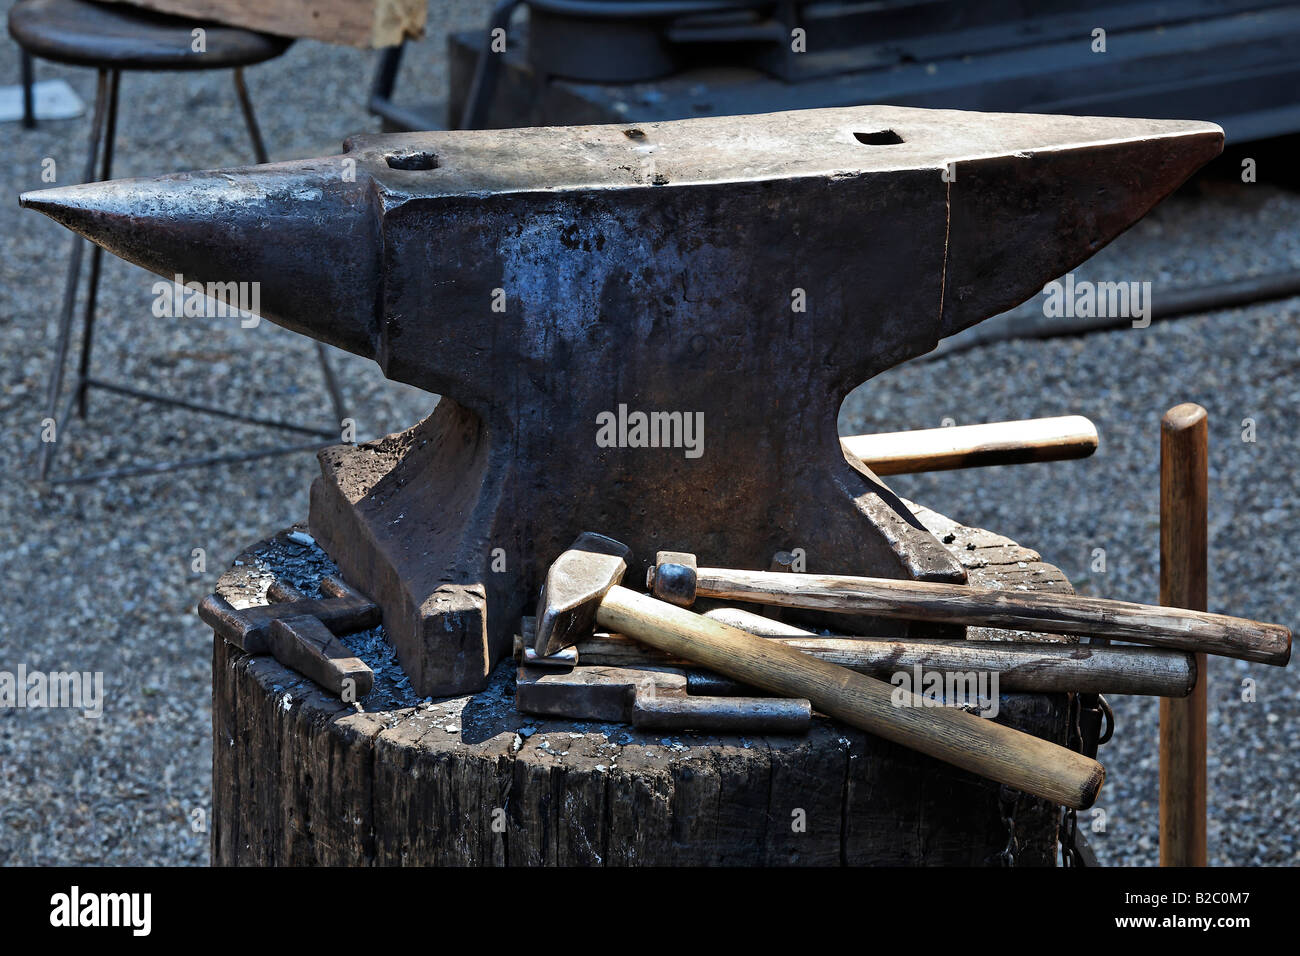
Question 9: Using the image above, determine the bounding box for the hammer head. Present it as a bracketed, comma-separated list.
[647, 551, 698, 607]
[534, 533, 632, 656]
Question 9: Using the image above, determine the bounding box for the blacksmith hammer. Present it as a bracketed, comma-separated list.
[514, 614, 810, 731]
[535, 533, 1105, 810]
[521, 608, 1197, 698]
[199, 575, 377, 701]
[647, 553, 1292, 665]
[516, 663, 811, 734]
[23, 106, 1222, 696]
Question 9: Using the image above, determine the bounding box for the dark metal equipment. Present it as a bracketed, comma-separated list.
[22, 104, 1221, 697]
[379, 0, 1300, 138]
[10, 0, 347, 483]
[199, 572, 379, 699]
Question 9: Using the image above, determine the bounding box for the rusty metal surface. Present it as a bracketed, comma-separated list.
[22, 105, 1222, 696]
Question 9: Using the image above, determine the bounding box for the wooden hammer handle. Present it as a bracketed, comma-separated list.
[842, 415, 1099, 475]
[694, 569, 1291, 665]
[596, 586, 1105, 810]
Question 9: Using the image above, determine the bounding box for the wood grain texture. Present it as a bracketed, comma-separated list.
[596, 587, 1103, 810]
[211, 513, 1081, 866]
[538, 625, 1194, 697]
[691, 567, 1289, 664]
[99, 0, 425, 48]
[1159, 403, 1208, 867]
[843, 415, 1099, 475]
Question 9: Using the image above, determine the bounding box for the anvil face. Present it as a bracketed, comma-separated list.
[23, 106, 1222, 696]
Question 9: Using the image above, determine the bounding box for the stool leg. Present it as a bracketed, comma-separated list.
[232, 67, 268, 164]
[232, 67, 347, 434]
[21, 52, 35, 129]
[39, 69, 109, 480]
[74, 69, 121, 420]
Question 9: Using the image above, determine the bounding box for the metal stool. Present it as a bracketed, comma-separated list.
[11, 0, 347, 483]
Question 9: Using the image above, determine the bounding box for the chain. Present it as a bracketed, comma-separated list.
[997, 784, 1020, 866]
[1059, 690, 1115, 867]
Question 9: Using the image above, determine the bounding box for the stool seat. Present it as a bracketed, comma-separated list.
[9, 0, 292, 70]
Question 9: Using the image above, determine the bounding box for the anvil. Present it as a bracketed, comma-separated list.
[22, 106, 1221, 696]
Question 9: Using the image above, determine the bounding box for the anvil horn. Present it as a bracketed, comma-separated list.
[22, 107, 1222, 696]
[20, 160, 383, 359]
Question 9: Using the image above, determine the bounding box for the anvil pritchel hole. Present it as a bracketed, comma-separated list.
[853, 130, 904, 146]
[385, 150, 439, 171]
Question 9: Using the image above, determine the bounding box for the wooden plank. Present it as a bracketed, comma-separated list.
[101, 0, 425, 48]
[1159, 403, 1209, 867]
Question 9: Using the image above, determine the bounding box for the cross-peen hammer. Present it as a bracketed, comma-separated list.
[648, 552, 1292, 666]
[535, 532, 1105, 810]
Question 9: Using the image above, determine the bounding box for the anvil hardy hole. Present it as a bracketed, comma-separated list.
[853, 130, 904, 146]
[385, 150, 439, 171]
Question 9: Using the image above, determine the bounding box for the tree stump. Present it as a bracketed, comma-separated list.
[211, 503, 1081, 866]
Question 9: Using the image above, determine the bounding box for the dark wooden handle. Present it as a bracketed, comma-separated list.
[1159, 402, 1208, 866]
[706, 606, 1197, 697]
[694, 568, 1291, 665]
[596, 586, 1105, 810]
[842, 415, 1098, 475]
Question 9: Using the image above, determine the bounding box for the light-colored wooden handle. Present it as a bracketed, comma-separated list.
[694, 568, 1291, 665]
[842, 415, 1098, 475]
[596, 586, 1105, 810]
[1159, 402, 1208, 866]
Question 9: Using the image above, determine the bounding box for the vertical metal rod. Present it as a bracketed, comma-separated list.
[313, 341, 347, 435]
[457, 0, 524, 130]
[232, 67, 269, 164]
[39, 69, 109, 479]
[74, 69, 121, 419]
[370, 43, 404, 102]
[233, 67, 346, 432]
[1159, 402, 1208, 867]
[21, 52, 35, 129]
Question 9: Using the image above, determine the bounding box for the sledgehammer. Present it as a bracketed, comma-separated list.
[535, 532, 1105, 810]
[647, 552, 1291, 665]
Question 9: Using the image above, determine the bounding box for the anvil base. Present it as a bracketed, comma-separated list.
[308, 400, 968, 698]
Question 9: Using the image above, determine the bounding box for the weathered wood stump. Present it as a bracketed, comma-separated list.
[211, 503, 1083, 866]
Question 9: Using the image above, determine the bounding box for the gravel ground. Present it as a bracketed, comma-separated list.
[0, 0, 491, 866]
[1, 2, 1296, 866]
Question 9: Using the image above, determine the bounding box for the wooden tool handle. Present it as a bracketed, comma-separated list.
[705, 607, 1196, 697]
[1159, 402, 1208, 866]
[694, 569, 1291, 665]
[544, 625, 1195, 696]
[842, 415, 1098, 475]
[596, 586, 1104, 810]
